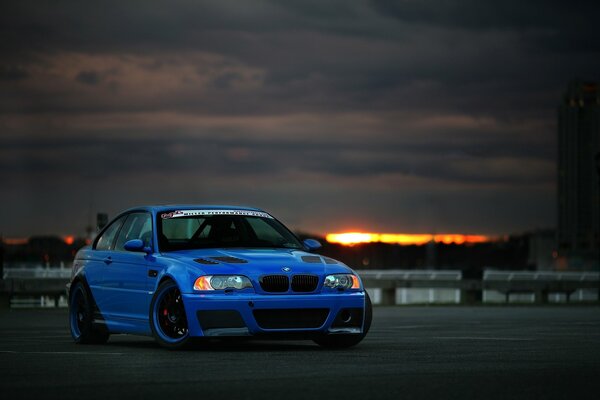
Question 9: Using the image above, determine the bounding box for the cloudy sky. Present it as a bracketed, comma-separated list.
[2, 0, 599, 237]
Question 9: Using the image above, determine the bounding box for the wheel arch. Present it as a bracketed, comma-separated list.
[69, 273, 91, 301]
[68, 273, 110, 342]
[69, 273, 108, 326]
[157, 275, 175, 287]
[153, 262, 194, 294]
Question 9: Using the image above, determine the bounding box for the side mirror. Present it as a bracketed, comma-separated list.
[124, 239, 151, 254]
[303, 238, 322, 251]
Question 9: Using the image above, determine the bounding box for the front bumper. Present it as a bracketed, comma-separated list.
[181, 291, 367, 337]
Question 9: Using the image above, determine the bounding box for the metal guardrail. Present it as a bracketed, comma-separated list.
[1, 265, 71, 309]
[357, 270, 462, 280]
[357, 269, 599, 305]
[0, 278, 68, 309]
[356, 269, 472, 304]
[480, 270, 599, 303]
[0, 268, 598, 308]
[483, 270, 599, 281]
[3, 267, 72, 279]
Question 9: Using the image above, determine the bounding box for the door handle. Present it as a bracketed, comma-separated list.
[103, 256, 113, 265]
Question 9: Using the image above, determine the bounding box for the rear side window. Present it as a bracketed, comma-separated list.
[114, 213, 152, 251]
[95, 216, 126, 250]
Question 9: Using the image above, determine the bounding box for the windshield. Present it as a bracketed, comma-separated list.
[157, 210, 303, 251]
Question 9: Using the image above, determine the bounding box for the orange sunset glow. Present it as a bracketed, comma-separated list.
[326, 232, 491, 246]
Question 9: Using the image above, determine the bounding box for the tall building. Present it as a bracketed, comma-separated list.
[557, 80, 600, 269]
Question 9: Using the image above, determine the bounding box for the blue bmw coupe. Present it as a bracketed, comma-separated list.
[68, 205, 372, 349]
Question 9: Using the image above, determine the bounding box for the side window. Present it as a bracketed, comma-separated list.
[114, 213, 152, 251]
[95, 216, 126, 250]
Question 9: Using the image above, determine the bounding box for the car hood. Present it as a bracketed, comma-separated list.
[161, 248, 348, 276]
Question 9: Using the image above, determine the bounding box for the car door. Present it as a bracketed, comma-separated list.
[100, 212, 155, 324]
[85, 214, 128, 318]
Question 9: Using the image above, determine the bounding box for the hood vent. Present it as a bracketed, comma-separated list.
[194, 258, 219, 265]
[301, 255, 322, 264]
[323, 257, 338, 264]
[210, 256, 248, 264]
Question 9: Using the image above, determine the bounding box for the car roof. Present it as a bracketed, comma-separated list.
[122, 205, 265, 214]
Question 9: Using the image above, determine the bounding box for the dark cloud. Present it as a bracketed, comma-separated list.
[0, 131, 554, 192]
[75, 71, 102, 85]
[0, 0, 595, 236]
[0, 64, 29, 81]
[369, 0, 598, 30]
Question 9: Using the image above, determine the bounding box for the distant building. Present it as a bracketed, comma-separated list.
[557, 80, 600, 269]
[527, 229, 557, 271]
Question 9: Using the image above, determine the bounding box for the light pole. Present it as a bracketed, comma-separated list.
[595, 152, 600, 303]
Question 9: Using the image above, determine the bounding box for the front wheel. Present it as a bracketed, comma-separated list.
[313, 291, 372, 349]
[150, 280, 191, 350]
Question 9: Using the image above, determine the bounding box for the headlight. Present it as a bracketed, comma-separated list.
[193, 275, 253, 291]
[324, 274, 360, 289]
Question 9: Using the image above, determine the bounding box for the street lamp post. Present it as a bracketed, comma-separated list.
[595, 152, 600, 303]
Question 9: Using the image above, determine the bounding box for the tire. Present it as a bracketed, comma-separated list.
[149, 280, 191, 350]
[313, 291, 372, 349]
[69, 282, 110, 344]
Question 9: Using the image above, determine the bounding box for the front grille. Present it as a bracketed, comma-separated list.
[253, 308, 329, 329]
[260, 275, 289, 292]
[291, 274, 319, 292]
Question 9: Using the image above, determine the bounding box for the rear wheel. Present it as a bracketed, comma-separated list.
[150, 280, 191, 350]
[313, 291, 372, 349]
[69, 282, 109, 344]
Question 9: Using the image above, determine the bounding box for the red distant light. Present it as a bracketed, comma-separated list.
[3, 237, 28, 245]
[64, 236, 75, 245]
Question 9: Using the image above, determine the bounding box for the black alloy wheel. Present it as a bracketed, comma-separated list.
[69, 281, 109, 344]
[150, 280, 191, 349]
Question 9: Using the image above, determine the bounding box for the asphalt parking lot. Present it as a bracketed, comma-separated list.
[1, 306, 599, 400]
